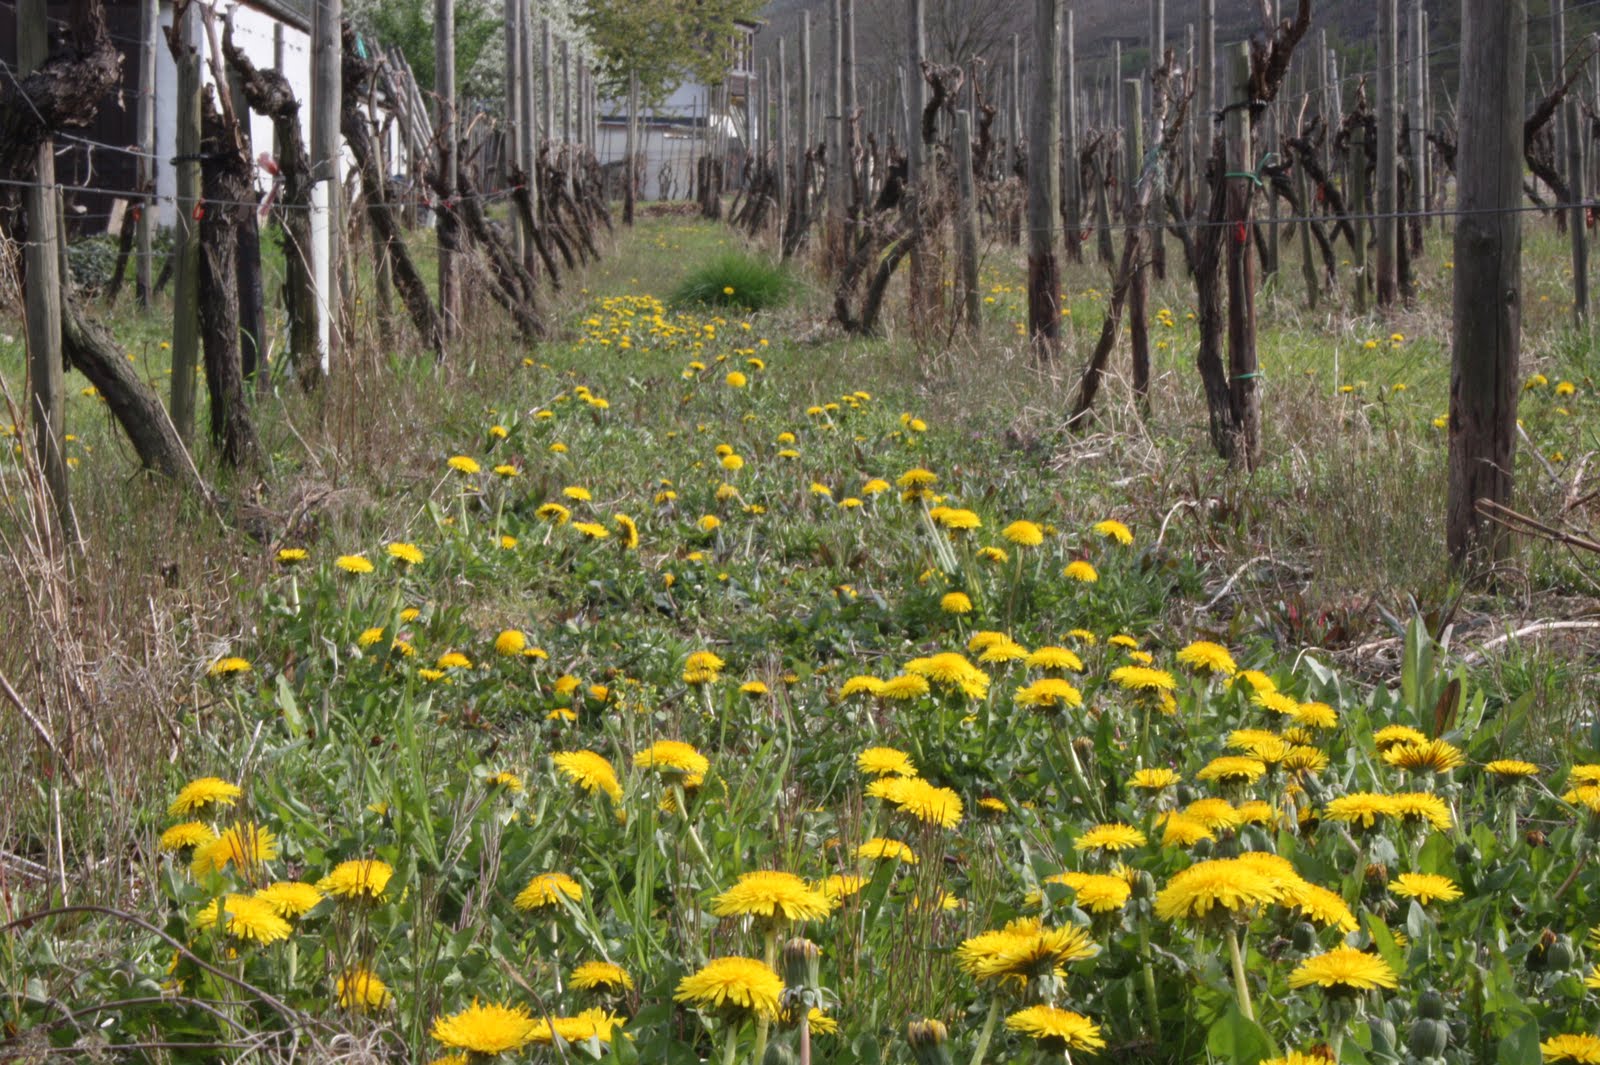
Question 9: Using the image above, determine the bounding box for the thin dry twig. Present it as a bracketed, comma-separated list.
[0, 668, 80, 786]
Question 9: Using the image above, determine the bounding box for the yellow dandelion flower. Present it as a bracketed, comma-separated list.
[1390, 872, 1462, 904]
[515, 871, 583, 911]
[1063, 560, 1099, 583]
[169, 777, 242, 817]
[1288, 945, 1398, 994]
[634, 740, 709, 777]
[386, 541, 424, 566]
[572, 960, 634, 993]
[856, 837, 916, 863]
[1176, 640, 1237, 675]
[712, 871, 831, 923]
[318, 859, 393, 903]
[1092, 519, 1134, 545]
[857, 747, 917, 777]
[1002, 520, 1044, 546]
[1005, 1005, 1106, 1052]
[337, 966, 391, 1010]
[159, 821, 217, 853]
[192, 822, 277, 877]
[430, 1001, 537, 1056]
[674, 957, 783, 1019]
[254, 881, 324, 918]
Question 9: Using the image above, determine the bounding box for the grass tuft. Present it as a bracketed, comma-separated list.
[670, 251, 792, 311]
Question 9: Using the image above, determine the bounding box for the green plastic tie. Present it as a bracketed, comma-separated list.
[1223, 151, 1279, 190]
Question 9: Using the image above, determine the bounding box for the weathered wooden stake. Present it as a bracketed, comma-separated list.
[171, 3, 202, 441]
[906, 0, 924, 183]
[777, 40, 789, 233]
[135, 0, 157, 309]
[1375, 0, 1398, 306]
[310, 0, 340, 368]
[434, 0, 457, 340]
[1407, 0, 1425, 258]
[1196, 0, 1215, 219]
[1224, 43, 1259, 468]
[624, 69, 638, 225]
[1567, 69, 1589, 324]
[20, 0, 70, 535]
[955, 108, 980, 333]
[1148, 0, 1166, 280]
[1448, 0, 1526, 569]
[503, 0, 523, 263]
[1350, 122, 1368, 313]
[1063, 9, 1082, 262]
[1027, 0, 1062, 361]
[1125, 78, 1150, 409]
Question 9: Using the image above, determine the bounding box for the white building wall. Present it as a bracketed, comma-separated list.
[152, 1, 348, 227]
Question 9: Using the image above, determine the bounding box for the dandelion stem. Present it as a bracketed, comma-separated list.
[721, 1021, 742, 1065]
[673, 784, 715, 870]
[967, 996, 1001, 1065]
[752, 928, 778, 1065]
[1136, 920, 1163, 1042]
[1225, 925, 1255, 1022]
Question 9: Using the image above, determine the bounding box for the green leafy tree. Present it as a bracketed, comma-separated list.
[579, 0, 762, 105]
[348, 0, 505, 100]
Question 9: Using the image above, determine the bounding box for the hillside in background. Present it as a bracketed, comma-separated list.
[755, 0, 1597, 121]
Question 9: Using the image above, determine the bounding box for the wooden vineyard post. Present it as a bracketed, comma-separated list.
[1375, 0, 1398, 307]
[1063, 8, 1082, 263]
[800, 10, 813, 222]
[1196, 0, 1215, 219]
[624, 69, 638, 225]
[905, 0, 923, 184]
[517, 0, 537, 273]
[1224, 43, 1259, 469]
[1297, 48, 1319, 309]
[19, 0, 71, 538]
[905, 0, 927, 335]
[171, 3, 202, 442]
[777, 40, 789, 237]
[1027, 0, 1062, 362]
[955, 108, 980, 334]
[311, 0, 340, 369]
[1350, 121, 1368, 313]
[224, 6, 264, 390]
[1124, 78, 1150, 411]
[434, 0, 458, 342]
[1566, 10, 1589, 325]
[826, 0, 845, 273]
[1407, 0, 1426, 260]
[1447, 0, 1526, 569]
[135, 0, 157, 309]
[503, 0, 523, 263]
[1148, 0, 1166, 280]
[843, 0, 859, 215]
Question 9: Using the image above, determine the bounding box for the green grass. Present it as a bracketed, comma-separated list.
[1, 208, 1598, 1064]
[670, 249, 794, 312]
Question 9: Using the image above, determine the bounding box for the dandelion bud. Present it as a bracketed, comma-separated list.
[905, 1019, 953, 1065]
[762, 1043, 798, 1065]
[1368, 1015, 1398, 1055]
[782, 937, 820, 990]
[1129, 869, 1157, 901]
[1363, 863, 1389, 887]
[1409, 1016, 1449, 1059]
[1547, 934, 1576, 971]
[1291, 921, 1318, 954]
